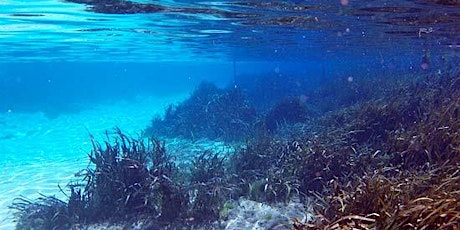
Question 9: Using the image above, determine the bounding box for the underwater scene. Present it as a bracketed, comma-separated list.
[1, 0, 459, 229]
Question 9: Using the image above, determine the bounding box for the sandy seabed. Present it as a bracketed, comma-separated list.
[0, 94, 187, 230]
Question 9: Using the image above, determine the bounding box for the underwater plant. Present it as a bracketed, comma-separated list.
[67, 128, 185, 222]
[9, 128, 186, 229]
[185, 150, 241, 222]
[389, 81, 460, 168]
[230, 137, 303, 203]
[236, 73, 315, 113]
[290, 68, 460, 230]
[10, 128, 242, 229]
[10, 195, 71, 230]
[293, 163, 460, 230]
[147, 81, 257, 142]
[10, 68, 460, 230]
[264, 97, 311, 133]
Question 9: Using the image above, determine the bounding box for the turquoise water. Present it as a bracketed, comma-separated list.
[0, 0, 459, 229]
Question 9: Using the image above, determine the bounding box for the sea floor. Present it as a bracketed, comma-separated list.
[0, 94, 188, 230]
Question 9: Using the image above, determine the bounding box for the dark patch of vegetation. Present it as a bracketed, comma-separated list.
[291, 70, 460, 229]
[147, 82, 257, 142]
[294, 163, 460, 230]
[236, 74, 315, 113]
[264, 97, 312, 133]
[388, 75, 460, 168]
[69, 128, 183, 222]
[230, 137, 302, 203]
[10, 195, 71, 230]
[59, 131, 179, 228]
[186, 151, 240, 222]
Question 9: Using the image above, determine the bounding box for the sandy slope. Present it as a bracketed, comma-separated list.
[0, 94, 186, 230]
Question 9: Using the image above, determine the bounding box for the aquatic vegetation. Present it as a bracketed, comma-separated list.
[10, 129, 243, 228]
[147, 82, 256, 142]
[10, 195, 71, 230]
[265, 97, 311, 133]
[190, 150, 227, 184]
[343, 98, 419, 144]
[9, 68, 460, 230]
[10, 128, 186, 228]
[186, 150, 239, 221]
[390, 99, 460, 167]
[219, 201, 235, 219]
[231, 137, 303, 203]
[290, 72, 460, 229]
[69, 128, 184, 222]
[294, 163, 460, 229]
[389, 75, 460, 167]
[236, 73, 315, 113]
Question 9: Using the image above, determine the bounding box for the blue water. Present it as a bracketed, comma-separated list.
[1, 0, 458, 62]
[0, 0, 459, 229]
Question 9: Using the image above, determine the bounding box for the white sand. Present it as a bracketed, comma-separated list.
[0, 94, 187, 230]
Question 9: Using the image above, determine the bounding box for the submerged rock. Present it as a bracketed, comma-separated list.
[222, 198, 312, 230]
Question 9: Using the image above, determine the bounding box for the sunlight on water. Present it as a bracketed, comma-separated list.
[0, 0, 458, 62]
[0, 0, 459, 229]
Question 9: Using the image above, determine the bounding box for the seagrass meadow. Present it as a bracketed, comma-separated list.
[8, 55, 460, 229]
[2, 0, 460, 229]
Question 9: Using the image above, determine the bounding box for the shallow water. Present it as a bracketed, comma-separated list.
[0, 96, 184, 229]
[0, 0, 459, 229]
[1, 0, 458, 62]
